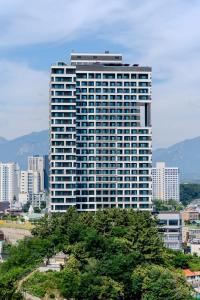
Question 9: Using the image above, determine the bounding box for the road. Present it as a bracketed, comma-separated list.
[0, 227, 31, 244]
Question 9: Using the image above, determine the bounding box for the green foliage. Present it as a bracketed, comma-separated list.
[22, 271, 58, 298]
[33, 207, 41, 213]
[75, 273, 124, 300]
[0, 207, 198, 299]
[22, 201, 31, 213]
[131, 264, 193, 300]
[1, 214, 18, 221]
[0, 277, 23, 300]
[153, 199, 184, 212]
[180, 183, 200, 206]
[167, 250, 190, 269]
[0, 237, 54, 276]
[40, 201, 46, 210]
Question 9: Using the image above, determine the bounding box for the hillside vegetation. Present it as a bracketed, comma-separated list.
[180, 183, 200, 206]
[0, 208, 198, 299]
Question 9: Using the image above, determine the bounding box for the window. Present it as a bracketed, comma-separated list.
[169, 220, 179, 226]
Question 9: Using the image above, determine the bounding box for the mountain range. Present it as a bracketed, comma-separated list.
[0, 130, 200, 182]
[0, 130, 48, 169]
[153, 136, 200, 182]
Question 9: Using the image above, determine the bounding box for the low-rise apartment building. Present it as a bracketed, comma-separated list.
[182, 208, 199, 222]
[157, 212, 183, 250]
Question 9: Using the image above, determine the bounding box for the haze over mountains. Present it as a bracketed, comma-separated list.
[0, 130, 48, 169]
[153, 136, 200, 182]
[0, 130, 199, 182]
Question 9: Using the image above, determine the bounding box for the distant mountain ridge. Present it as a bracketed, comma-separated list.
[0, 130, 49, 169]
[0, 137, 7, 145]
[153, 136, 200, 182]
[0, 130, 200, 182]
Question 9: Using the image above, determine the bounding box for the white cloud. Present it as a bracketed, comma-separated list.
[101, 0, 200, 148]
[0, 0, 126, 47]
[0, 0, 200, 148]
[0, 60, 49, 139]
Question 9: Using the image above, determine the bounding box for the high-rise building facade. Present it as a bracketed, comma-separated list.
[0, 162, 19, 205]
[50, 52, 152, 212]
[20, 171, 40, 194]
[28, 155, 48, 191]
[19, 156, 48, 208]
[152, 162, 180, 202]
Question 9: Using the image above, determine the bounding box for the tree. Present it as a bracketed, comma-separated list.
[77, 273, 124, 300]
[131, 264, 193, 300]
[180, 183, 200, 206]
[0, 208, 197, 299]
[153, 199, 184, 212]
[33, 207, 41, 213]
[0, 278, 23, 300]
[22, 201, 31, 213]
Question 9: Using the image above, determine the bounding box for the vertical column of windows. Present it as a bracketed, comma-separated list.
[50, 66, 76, 211]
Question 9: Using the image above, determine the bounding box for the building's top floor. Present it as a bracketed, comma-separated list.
[157, 212, 182, 226]
[152, 162, 179, 171]
[0, 162, 18, 166]
[70, 52, 123, 65]
[183, 269, 200, 278]
[158, 211, 182, 218]
[51, 51, 151, 73]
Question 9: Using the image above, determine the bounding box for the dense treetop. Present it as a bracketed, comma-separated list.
[0, 208, 196, 299]
[180, 183, 200, 206]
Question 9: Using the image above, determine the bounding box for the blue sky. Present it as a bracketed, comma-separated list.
[0, 0, 200, 149]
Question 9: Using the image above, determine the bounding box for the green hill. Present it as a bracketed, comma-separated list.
[0, 208, 196, 299]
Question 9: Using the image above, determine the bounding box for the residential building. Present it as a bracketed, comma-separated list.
[182, 207, 199, 222]
[188, 226, 200, 240]
[28, 155, 46, 191]
[50, 52, 152, 212]
[157, 212, 183, 250]
[19, 156, 49, 208]
[183, 221, 200, 244]
[39, 252, 68, 272]
[30, 192, 46, 208]
[190, 240, 200, 256]
[19, 192, 46, 208]
[183, 269, 200, 296]
[152, 162, 180, 202]
[18, 193, 29, 206]
[20, 170, 40, 194]
[0, 162, 19, 206]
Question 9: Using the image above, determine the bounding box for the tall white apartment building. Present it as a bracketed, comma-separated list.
[0, 162, 19, 205]
[28, 156, 45, 191]
[19, 156, 49, 208]
[50, 52, 152, 212]
[20, 171, 40, 194]
[152, 162, 180, 201]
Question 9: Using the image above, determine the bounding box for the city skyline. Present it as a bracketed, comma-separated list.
[1, 0, 200, 148]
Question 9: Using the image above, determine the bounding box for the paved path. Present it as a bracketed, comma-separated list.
[18, 270, 42, 299]
[23, 291, 41, 300]
[0, 227, 31, 244]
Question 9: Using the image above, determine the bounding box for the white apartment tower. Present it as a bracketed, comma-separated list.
[152, 162, 180, 202]
[19, 156, 47, 207]
[20, 171, 40, 194]
[50, 52, 152, 212]
[0, 162, 19, 204]
[28, 156, 45, 191]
